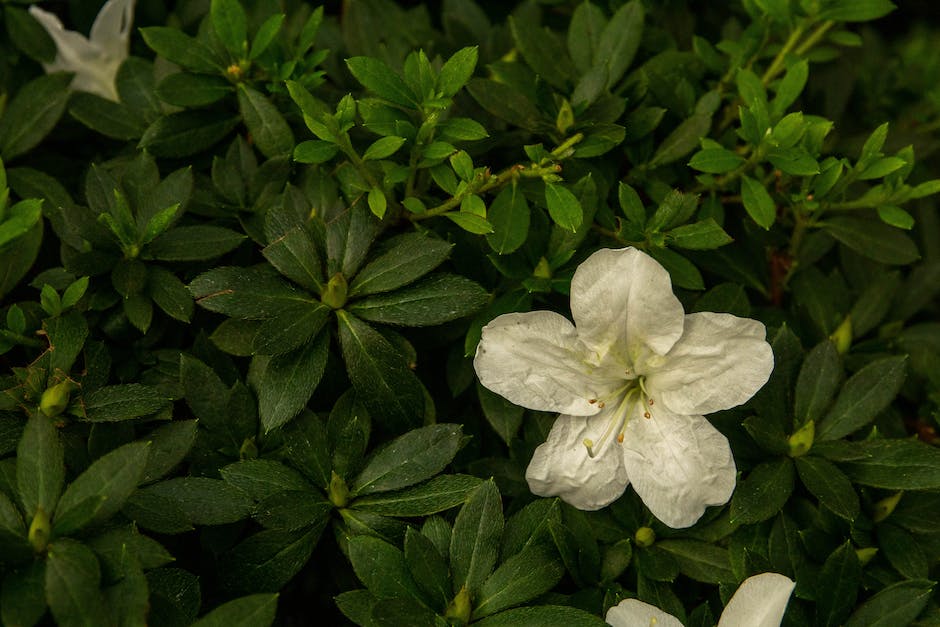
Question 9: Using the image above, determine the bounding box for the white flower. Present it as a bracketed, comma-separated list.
[473, 247, 773, 528]
[29, 0, 135, 102]
[605, 572, 796, 627]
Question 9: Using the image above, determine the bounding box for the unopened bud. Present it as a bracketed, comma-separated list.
[444, 585, 472, 625]
[328, 471, 350, 508]
[533, 257, 552, 279]
[634, 526, 656, 548]
[321, 273, 348, 309]
[29, 507, 51, 553]
[40, 381, 72, 418]
[556, 99, 575, 136]
[239, 437, 258, 460]
[873, 491, 903, 522]
[830, 316, 852, 354]
[856, 547, 878, 566]
[787, 420, 815, 458]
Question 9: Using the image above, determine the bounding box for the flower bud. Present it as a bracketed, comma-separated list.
[830, 316, 852, 354]
[634, 526, 656, 548]
[239, 437, 259, 460]
[856, 547, 878, 566]
[321, 273, 348, 309]
[40, 381, 72, 418]
[787, 420, 815, 458]
[29, 507, 51, 553]
[444, 585, 472, 625]
[533, 257, 552, 279]
[872, 491, 903, 523]
[328, 471, 350, 508]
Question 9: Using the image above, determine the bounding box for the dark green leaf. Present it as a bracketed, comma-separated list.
[192, 594, 278, 627]
[45, 539, 108, 627]
[135, 477, 252, 526]
[353, 474, 482, 517]
[148, 266, 194, 322]
[740, 175, 776, 229]
[403, 527, 451, 610]
[466, 79, 541, 131]
[221, 459, 312, 501]
[251, 302, 330, 356]
[877, 523, 928, 580]
[486, 184, 530, 255]
[824, 216, 919, 265]
[263, 227, 324, 293]
[794, 340, 840, 428]
[794, 456, 859, 521]
[68, 93, 144, 140]
[346, 57, 417, 108]
[0, 73, 72, 160]
[817, 356, 907, 440]
[220, 528, 320, 593]
[238, 87, 294, 159]
[210, 0, 247, 57]
[254, 330, 329, 431]
[352, 424, 464, 496]
[349, 233, 452, 297]
[648, 91, 720, 168]
[450, 480, 503, 596]
[155, 73, 233, 107]
[474, 606, 607, 627]
[816, 542, 860, 627]
[148, 226, 245, 261]
[337, 312, 425, 431]
[17, 412, 65, 518]
[140, 27, 220, 72]
[544, 183, 583, 232]
[350, 274, 488, 327]
[596, 0, 644, 87]
[477, 384, 524, 446]
[656, 540, 734, 584]
[83, 384, 169, 422]
[668, 218, 733, 250]
[1, 560, 46, 627]
[688, 148, 745, 173]
[190, 265, 313, 319]
[139, 111, 240, 158]
[844, 579, 933, 627]
[348, 534, 421, 599]
[472, 546, 563, 619]
[730, 458, 794, 524]
[281, 412, 331, 489]
[820, 439, 940, 489]
[819, 0, 896, 21]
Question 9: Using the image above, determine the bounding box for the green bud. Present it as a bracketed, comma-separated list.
[634, 526, 656, 548]
[321, 273, 348, 309]
[533, 257, 552, 279]
[830, 316, 852, 354]
[40, 381, 72, 418]
[556, 99, 575, 135]
[856, 547, 878, 566]
[788, 420, 815, 457]
[872, 491, 903, 523]
[328, 471, 350, 508]
[444, 585, 472, 625]
[239, 437, 259, 460]
[28, 507, 51, 553]
[600, 539, 633, 582]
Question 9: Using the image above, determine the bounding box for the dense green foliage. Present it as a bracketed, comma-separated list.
[0, 0, 939, 625]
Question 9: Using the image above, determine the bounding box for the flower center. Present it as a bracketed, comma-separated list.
[582, 375, 655, 458]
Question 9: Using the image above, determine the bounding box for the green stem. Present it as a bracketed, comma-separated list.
[794, 20, 835, 56]
[761, 24, 807, 85]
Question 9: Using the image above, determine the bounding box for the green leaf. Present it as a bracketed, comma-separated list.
[596, 0, 644, 87]
[210, 0, 247, 57]
[363, 136, 407, 161]
[544, 183, 583, 232]
[148, 266, 195, 322]
[730, 458, 794, 524]
[465, 79, 541, 131]
[43, 310, 88, 374]
[477, 384, 524, 446]
[438, 46, 478, 97]
[508, 16, 576, 92]
[739, 176, 776, 229]
[337, 312, 425, 431]
[368, 187, 387, 219]
[647, 247, 704, 290]
[688, 147, 745, 173]
[262, 227, 324, 293]
[656, 540, 734, 584]
[54, 441, 150, 535]
[816, 542, 860, 627]
[140, 111, 240, 158]
[472, 546, 564, 619]
[346, 57, 417, 108]
[876, 205, 914, 230]
[1, 560, 47, 627]
[140, 27, 219, 72]
[823, 216, 919, 265]
[767, 147, 820, 175]
[133, 477, 252, 526]
[819, 0, 896, 21]
[141, 420, 198, 484]
[486, 184, 530, 255]
[251, 301, 330, 356]
[439, 118, 488, 142]
[219, 528, 320, 593]
[249, 14, 285, 60]
[474, 606, 607, 627]
[148, 226, 245, 261]
[819, 439, 940, 489]
[772, 59, 809, 114]
[648, 91, 720, 169]
[668, 218, 733, 250]
[794, 456, 859, 520]
[844, 580, 934, 627]
[403, 527, 451, 610]
[254, 490, 331, 532]
[348, 534, 421, 599]
[349, 233, 451, 298]
[450, 480, 503, 597]
[254, 330, 329, 432]
[0, 73, 72, 160]
[68, 93, 145, 140]
[817, 356, 907, 440]
[221, 460, 312, 501]
[293, 140, 339, 164]
[353, 474, 482, 517]
[446, 211, 494, 234]
[877, 523, 928, 580]
[349, 274, 488, 327]
[0, 198, 42, 248]
[83, 384, 169, 422]
[352, 424, 464, 496]
[190, 265, 312, 319]
[45, 540, 108, 627]
[192, 594, 278, 627]
[17, 412, 65, 518]
[618, 182, 646, 227]
[238, 87, 294, 159]
[794, 340, 840, 428]
[567, 1, 606, 73]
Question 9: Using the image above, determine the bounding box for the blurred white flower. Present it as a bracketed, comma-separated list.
[473, 247, 773, 528]
[606, 572, 796, 627]
[29, 0, 135, 101]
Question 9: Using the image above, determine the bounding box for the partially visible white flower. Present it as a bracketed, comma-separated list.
[473, 247, 774, 528]
[29, 0, 135, 101]
[605, 572, 796, 627]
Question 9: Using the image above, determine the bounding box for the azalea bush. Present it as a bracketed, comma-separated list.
[1, 0, 939, 625]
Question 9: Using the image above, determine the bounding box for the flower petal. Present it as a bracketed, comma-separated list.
[605, 599, 683, 627]
[569, 247, 685, 361]
[717, 572, 795, 627]
[90, 0, 135, 53]
[649, 312, 774, 416]
[526, 413, 629, 511]
[474, 311, 620, 415]
[621, 407, 736, 528]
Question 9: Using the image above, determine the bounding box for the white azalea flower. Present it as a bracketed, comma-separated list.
[473, 247, 773, 528]
[29, 0, 135, 102]
[605, 572, 796, 627]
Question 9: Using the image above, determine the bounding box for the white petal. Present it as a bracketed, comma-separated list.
[649, 312, 774, 416]
[717, 573, 795, 627]
[90, 0, 135, 53]
[569, 247, 685, 362]
[606, 599, 683, 627]
[474, 311, 620, 415]
[526, 413, 629, 511]
[622, 407, 736, 528]
[29, 6, 95, 67]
